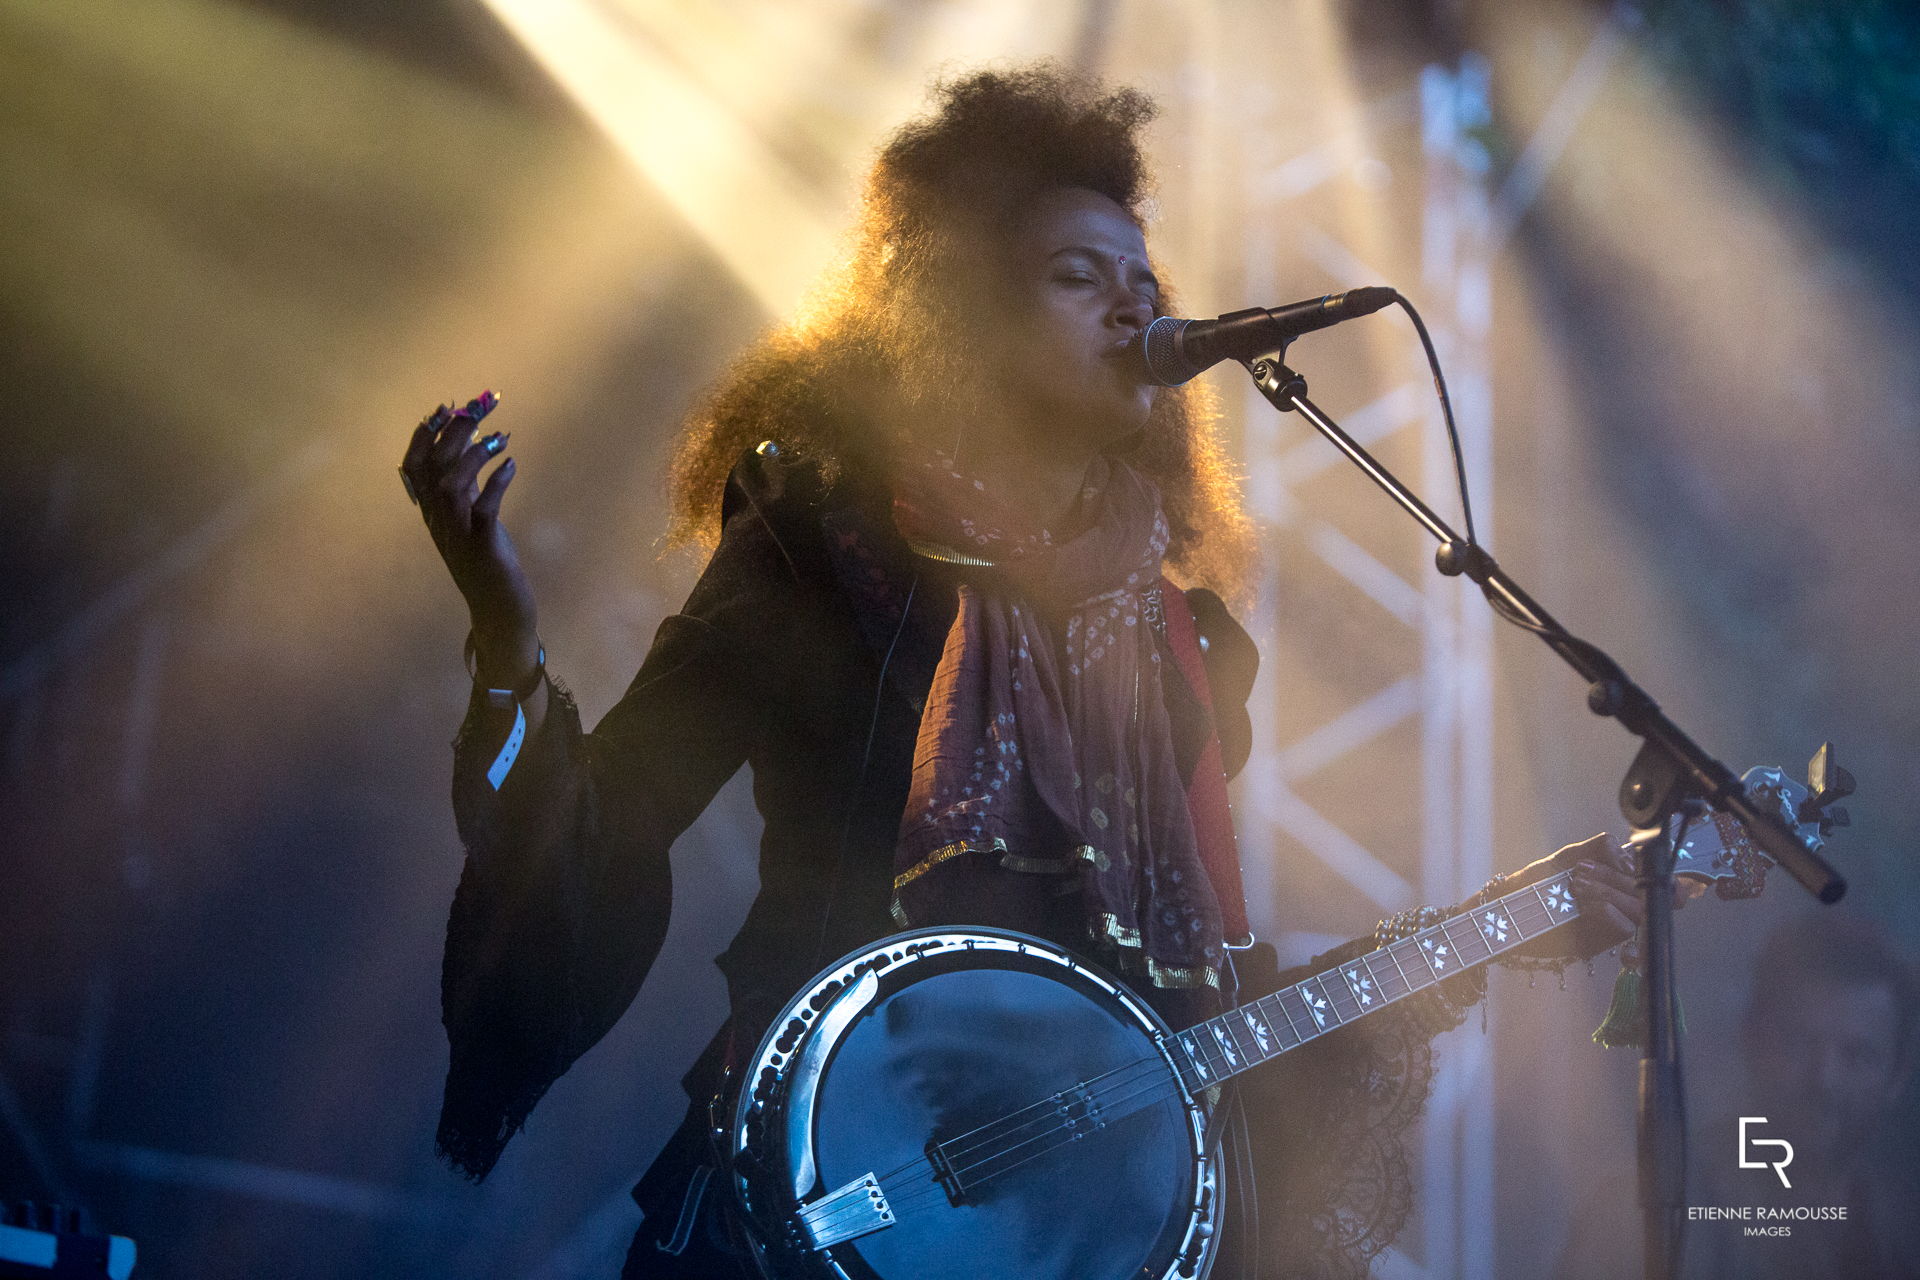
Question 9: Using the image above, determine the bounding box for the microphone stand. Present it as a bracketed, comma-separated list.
[1241, 353, 1846, 1280]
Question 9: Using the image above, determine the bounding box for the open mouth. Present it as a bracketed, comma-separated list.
[1103, 336, 1148, 384]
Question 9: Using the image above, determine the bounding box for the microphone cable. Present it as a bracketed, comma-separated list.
[1388, 293, 1631, 674]
[1389, 290, 1476, 548]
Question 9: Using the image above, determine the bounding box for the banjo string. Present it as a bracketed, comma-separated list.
[877, 1075, 1185, 1220]
[875, 1070, 1186, 1218]
[937, 1073, 1183, 1186]
[868, 1051, 1166, 1185]
[931, 1055, 1166, 1162]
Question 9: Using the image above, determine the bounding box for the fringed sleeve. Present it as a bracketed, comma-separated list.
[435, 459, 794, 1181]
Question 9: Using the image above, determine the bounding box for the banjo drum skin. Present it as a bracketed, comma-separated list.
[729, 929, 1222, 1280]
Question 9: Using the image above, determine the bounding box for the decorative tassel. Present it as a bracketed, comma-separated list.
[1592, 967, 1645, 1049]
[1592, 967, 1687, 1049]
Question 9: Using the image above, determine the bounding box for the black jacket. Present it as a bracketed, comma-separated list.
[435, 444, 1455, 1279]
[436, 443, 1258, 1180]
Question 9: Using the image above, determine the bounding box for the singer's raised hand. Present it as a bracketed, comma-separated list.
[399, 393, 542, 687]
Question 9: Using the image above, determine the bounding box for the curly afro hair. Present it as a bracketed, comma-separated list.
[666, 62, 1255, 598]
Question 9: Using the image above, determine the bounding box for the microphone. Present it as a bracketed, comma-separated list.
[1136, 286, 1399, 386]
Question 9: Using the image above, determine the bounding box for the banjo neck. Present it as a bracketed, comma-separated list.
[1171, 870, 1584, 1091]
[1173, 759, 1824, 1091]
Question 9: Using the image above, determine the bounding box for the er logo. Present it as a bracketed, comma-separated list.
[1739, 1117, 1794, 1189]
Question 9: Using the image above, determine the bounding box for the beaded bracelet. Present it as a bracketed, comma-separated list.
[1475, 869, 1586, 988]
[1374, 905, 1447, 947]
[1374, 904, 1488, 1030]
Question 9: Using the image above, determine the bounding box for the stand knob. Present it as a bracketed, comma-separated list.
[1801, 742, 1855, 833]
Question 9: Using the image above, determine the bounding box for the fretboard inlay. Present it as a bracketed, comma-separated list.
[1170, 872, 1586, 1091]
[1211, 1023, 1241, 1068]
[1344, 967, 1375, 1006]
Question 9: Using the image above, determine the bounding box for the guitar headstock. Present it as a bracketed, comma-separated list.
[1673, 743, 1852, 900]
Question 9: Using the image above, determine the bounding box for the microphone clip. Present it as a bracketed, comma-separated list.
[1244, 352, 1307, 408]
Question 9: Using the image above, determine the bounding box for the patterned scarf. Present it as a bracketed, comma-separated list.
[889, 450, 1244, 988]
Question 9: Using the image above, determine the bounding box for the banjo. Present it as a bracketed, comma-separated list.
[725, 764, 1841, 1280]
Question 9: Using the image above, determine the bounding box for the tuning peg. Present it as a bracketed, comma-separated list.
[1803, 742, 1856, 820]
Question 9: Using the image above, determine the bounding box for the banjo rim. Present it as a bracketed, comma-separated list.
[727, 926, 1221, 1280]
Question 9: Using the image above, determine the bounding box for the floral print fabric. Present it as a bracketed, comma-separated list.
[889, 450, 1237, 988]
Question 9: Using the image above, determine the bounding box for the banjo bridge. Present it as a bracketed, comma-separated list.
[926, 1138, 969, 1206]
[796, 1171, 896, 1250]
[925, 1082, 1113, 1209]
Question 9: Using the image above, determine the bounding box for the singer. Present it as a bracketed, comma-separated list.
[399, 63, 1644, 1279]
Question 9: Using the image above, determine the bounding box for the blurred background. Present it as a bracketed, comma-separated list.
[3, 0, 1916, 1275]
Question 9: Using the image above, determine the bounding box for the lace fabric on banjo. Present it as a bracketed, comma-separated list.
[1241, 943, 1482, 1278]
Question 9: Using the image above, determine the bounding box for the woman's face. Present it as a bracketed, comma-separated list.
[993, 186, 1160, 454]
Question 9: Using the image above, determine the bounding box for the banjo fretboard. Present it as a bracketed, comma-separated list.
[1173, 871, 1583, 1090]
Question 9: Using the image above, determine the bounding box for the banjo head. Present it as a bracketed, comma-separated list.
[731, 929, 1216, 1280]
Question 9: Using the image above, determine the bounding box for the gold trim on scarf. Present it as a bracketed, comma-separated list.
[997, 843, 1109, 875]
[1093, 912, 1220, 990]
[1094, 911, 1143, 947]
[892, 838, 1093, 924]
[893, 837, 1006, 895]
[891, 837, 1013, 925]
[904, 537, 997, 568]
[892, 842, 1219, 989]
[997, 852, 1075, 874]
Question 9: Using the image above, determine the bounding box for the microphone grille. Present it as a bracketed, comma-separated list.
[1142, 316, 1192, 387]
